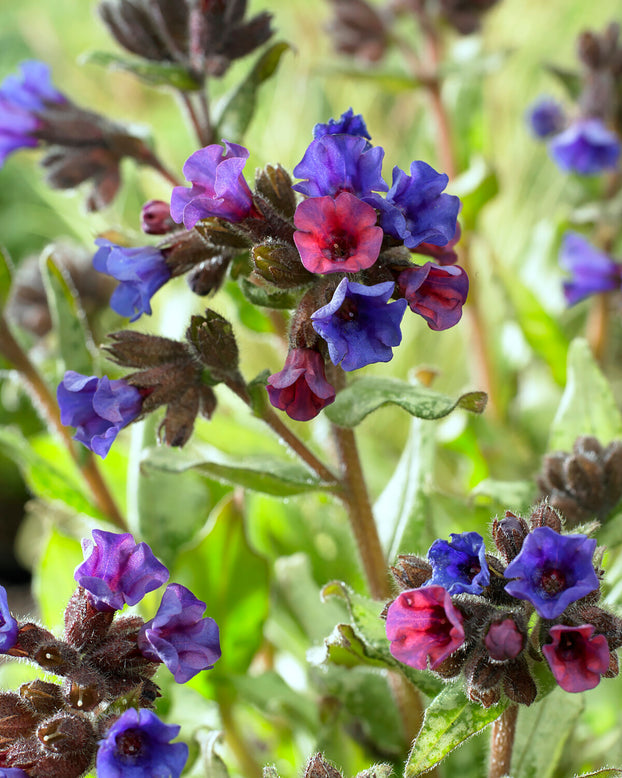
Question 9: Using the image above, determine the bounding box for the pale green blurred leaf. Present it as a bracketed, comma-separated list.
[81, 50, 201, 90]
[34, 527, 83, 631]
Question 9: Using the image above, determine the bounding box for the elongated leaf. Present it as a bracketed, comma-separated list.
[215, 42, 291, 142]
[40, 248, 97, 376]
[325, 377, 486, 428]
[511, 685, 584, 778]
[549, 338, 622, 451]
[0, 245, 13, 309]
[81, 50, 201, 90]
[572, 770, 622, 777]
[405, 683, 507, 776]
[141, 444, 334, 496]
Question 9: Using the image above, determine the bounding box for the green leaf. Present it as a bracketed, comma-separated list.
[549, 338, 622, 451]
[321, 66, 419, 93]
[471, 478, 536, 515]
[405, 683, 507, 776]
[34, 528, 84, 631]
[40, 247, 98, 376]
[325, 377, 487, 428]
[511, 685, 584, 778]
[215, 42, 291, 142]
[0, 244, 13, 309]
[451, 157, 499, 230]
[572, 770, 622, 777]
[237, 277, 299, 310]
[141, 443, 334, 497]
[81, 50, 201, 91]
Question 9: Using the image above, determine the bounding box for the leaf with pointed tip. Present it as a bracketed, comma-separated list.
[81, 50, 201, 90]
[325, 377, 487, 428]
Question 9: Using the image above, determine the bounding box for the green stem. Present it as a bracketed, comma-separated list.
[488, 704, 518, 778]
[0, 316, 126, 530]
[216, 689, 263, 778]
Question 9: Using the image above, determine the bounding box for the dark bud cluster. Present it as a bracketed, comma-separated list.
[537, 435, 622, 528]
[385, 503, 622, 706]
[577, 22, 622, 128]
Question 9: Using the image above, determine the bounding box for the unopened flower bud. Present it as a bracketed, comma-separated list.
[19, 681, 64, 717]
[491, 511, 529, 562]
[252, 243, 314, 289]
[528, 502, 563, 533]
[64, 588, 114, 651]
[254, 164, 297, 219]
[390, 554, 432, 590]
[186, 255, 231, 296]
[0, 693, 39, 748]
[141, 200, 175, 234]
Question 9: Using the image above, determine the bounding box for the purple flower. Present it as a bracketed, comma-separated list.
[559, 232, 622, 305]
[397, 263, 468, 330]
[0, 60, 66, 166]
[170, 141, 254, 229]
[313, 108, 371, 140]
[484, 618, 524, 661]
[549, 118, 621, 175]
[504, 527, 598, 619]
[96, 708, 188, 778]
[267, 348, 336, 421]
[386, 586, 465, 670]
[415, 222, 462, 266]
[526, 97, 566, 139]
[293, 192, 382, 274]
[311, 279, 407, 371]
[0, 586, 18, 653]
[74, 530, 169, 612]
[93, 239, 171, 322]
[57, 371, 143, 458]
[0, 770, 30, 778]
[427, 532, 490, 595]
[292, 134, 388, 199]
[138, 583, 221, 683]
[370, 161, 460, 249]
[543, 624, 610, 693]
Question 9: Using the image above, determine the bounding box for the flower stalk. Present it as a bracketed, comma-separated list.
[488, 704, 518, 778]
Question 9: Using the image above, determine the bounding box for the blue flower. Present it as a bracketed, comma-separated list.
[526, 97, 565, 139]
[427, 532, 490, 595]
[57, 371, 143, 458]
[96, 708, 188, 778]
[0, 586, 18, 653]
[93, 239, 171, 321]
[369, 161, 460, 249]
[559, 232, 622, 305]
[313, 108, 371, 141]
[549, 118, 621, 175]
[504, 526, 598, 619]
[0, 61, 66, 166]
[292, 134, 388, 199]
[138, 583, 221, 683]
[311, 278, 407, 371]
[75, 529, 169, 612]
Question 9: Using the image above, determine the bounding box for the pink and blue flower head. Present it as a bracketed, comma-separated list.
[138, 583, 221, 683]
[542, 624, 610, 693]
[57, 371, 143, 458]
[0, 586, 18, 653]
[372, 161, 460, 250]
[503, 526, 598, 619]
[96, 708, 188, 778]
[170, 141, 254, 229]
[397, 263, 468, 331]
[0, 60, 66, 166]
[386, 586, 466, 670]
[93, 239, 171, 322]
[526, 97, 566, 139]
[427, 532, 490, 595]
[267, 348, 335, 421]
[559, 232, 622, 305]
[549, 118, 621, 175]
[293, 192, 382, 274]
[74, 530, 169, 612]
[292, 133, 388, 199]
[311, 279, 407, 371]
[312, 108, 371, 141]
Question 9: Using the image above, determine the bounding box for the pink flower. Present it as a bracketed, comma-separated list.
[397, 263, 468, 331]
[386, 586, 465, 670]
[293, 192, 382, 274]
[543, 624, 610, 693]
[266, 348, 335, 421]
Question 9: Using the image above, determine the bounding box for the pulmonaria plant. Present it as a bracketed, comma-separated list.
[385, 503, 622, 704]
[0, 530, 219, 777]
[557, 232, 622, 305]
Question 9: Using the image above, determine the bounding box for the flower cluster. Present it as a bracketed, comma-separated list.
[385, 503, 622, 705]
[527, 23, 622, 175]
[0, 530, 219, 777]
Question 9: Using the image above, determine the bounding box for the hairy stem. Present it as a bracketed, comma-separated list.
[0, 316, 125, 529]
[488, 704, 518, 778]
[178, 91, 212, 148]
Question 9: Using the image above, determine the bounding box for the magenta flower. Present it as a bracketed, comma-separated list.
[96, 708, 188, 778]
[74, 530, 169, 612]
[57, 371, 143, 458]
[503, 527, 598, 619]
[484, 618, 524, 661]
[559, 232, 622, 305]
[549, 119, 621, 175]
[0, 586, 18, 654]
[170, 141, 254, 229]
[293, 192, 382, 274]
[138, 584, 221, 683]
[267, 348, 335, 421]
[386, 586, 465, 670]
[543, 624, 610, 693]
[397, 263, 468, 331]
